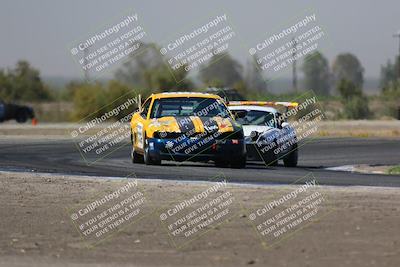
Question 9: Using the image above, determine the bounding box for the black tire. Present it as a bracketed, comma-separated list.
[230, 155, 246, 169]
[283, 144, 298, 167]
[144, 138, 161, 165]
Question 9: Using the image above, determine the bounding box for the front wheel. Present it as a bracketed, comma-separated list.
[144, 139, 161, 165]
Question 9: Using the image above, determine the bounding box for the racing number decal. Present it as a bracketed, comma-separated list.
[136, 123, 144, 149]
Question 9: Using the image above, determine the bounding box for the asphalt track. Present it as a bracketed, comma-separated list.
[0, 137, 399, 187]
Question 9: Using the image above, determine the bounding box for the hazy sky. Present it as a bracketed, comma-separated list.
[1, 0, 399, 79]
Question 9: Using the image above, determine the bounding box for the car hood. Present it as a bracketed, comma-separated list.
[148, 116, 241, 135]
[242, 125, 274, 137]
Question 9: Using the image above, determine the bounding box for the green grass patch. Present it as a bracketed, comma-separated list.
[388, 165, 400, 175]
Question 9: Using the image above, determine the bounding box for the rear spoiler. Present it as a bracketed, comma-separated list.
[228, 101, 299, 108]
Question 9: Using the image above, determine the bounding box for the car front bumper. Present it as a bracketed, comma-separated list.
[146, 137, 246, 162]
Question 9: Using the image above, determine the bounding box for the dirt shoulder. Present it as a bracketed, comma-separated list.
[315, 120, 400, 137]
[0, 171, 399, 267]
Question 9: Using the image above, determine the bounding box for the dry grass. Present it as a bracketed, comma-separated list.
[0, 120, 399, 138]
[314, 120, 400, 138]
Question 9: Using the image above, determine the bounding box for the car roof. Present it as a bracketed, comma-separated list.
[228, 105, 278, 113]
[151, 92, 220, 99]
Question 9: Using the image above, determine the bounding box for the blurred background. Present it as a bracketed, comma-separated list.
[0, 0, 399, 122]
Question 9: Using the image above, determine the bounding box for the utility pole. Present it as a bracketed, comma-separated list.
[291, 37, 298, 92]
[393, 31, 400, 79]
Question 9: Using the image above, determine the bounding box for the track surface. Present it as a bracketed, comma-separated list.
[0, 137, 399, 187]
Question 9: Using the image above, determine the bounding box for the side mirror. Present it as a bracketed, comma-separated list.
[281, 122, 289, 128]
[275, 114, 285, 129]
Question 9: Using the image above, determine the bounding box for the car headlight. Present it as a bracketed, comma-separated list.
[250, 131, 260, 141]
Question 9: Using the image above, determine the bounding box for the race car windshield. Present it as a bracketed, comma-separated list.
[150, 97, 230, 118]
[234, 110, 276, 127]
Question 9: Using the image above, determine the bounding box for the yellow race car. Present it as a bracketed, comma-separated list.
[130, 92, 246, 168]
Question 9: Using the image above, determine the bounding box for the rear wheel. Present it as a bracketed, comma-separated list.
[283, 144, 298, 167]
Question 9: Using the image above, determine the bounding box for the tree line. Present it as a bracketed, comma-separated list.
[0, 41, 399, 120]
